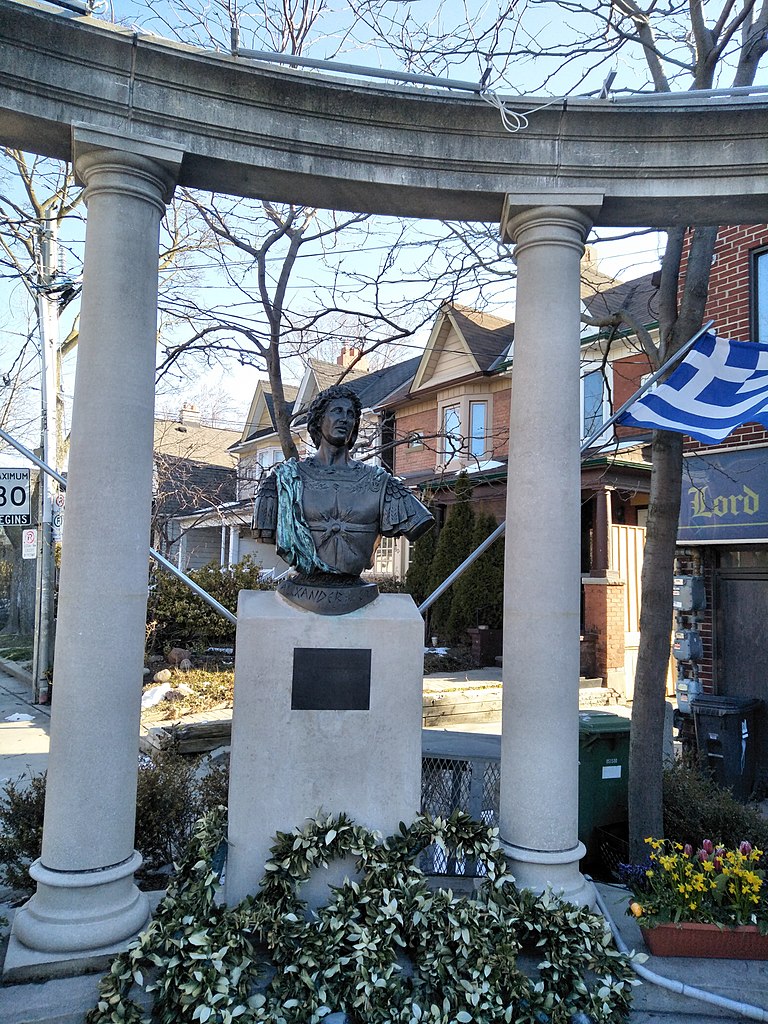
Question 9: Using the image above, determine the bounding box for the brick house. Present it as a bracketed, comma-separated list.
[384, 279, 660, 695]
[669, 225, 768, 764]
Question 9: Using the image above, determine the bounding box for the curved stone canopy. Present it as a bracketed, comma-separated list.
[1, 0, 767, 226]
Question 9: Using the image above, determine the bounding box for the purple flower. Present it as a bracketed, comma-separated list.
[740, 841, 753, 856]
[702, 839, 714, 855]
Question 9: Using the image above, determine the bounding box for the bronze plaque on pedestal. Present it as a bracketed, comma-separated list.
[291, 647, 372, 710]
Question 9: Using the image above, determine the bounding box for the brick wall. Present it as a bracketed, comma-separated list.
[681, 224, 768, 341]
[582, 579, 626, 685]
[394, 407, 439, 476]
[682, 224, 768, 456]
[490, 387, 510, 458]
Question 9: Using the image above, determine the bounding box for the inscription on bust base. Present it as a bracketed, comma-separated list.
[278, 576, 379, 615]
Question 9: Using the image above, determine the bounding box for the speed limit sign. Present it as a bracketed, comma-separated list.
[0, 468, 30, 526]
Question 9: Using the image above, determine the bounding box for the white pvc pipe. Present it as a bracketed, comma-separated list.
[591, 881, 768, 1022]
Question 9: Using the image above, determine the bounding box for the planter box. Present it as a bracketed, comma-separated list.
[642, 921, 768, 959]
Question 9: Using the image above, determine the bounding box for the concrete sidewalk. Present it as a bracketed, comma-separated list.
[0, 669, 50, 787]
[0, 666, 767, 1022]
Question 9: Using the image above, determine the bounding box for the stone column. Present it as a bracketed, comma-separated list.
[11, 129, 182, 961]
[498, 197, 601, 905]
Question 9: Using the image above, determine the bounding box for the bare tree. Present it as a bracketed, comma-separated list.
[508, 0, 768, 858]
[105, 1, 522, 456]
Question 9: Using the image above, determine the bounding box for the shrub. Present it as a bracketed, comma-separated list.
[0, 770, 46, 893]
[145, 556, 271, 653]
[404, 499, 437, 606]
[662, 759, 768, 851]
[447, 510, 504, 639]
[423, 645, 475, 675]
[0, 755, 231, 895]
[427, 472, 475, 642]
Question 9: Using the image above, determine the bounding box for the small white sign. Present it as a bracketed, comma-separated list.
[0, 468, 31, 526]
[22, 527, 37, 559]
[602, 765, 622, 780]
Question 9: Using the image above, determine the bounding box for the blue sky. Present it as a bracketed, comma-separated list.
[6, 0, 755, 439]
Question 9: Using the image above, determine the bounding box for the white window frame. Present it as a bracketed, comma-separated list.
[440, 403, 462, 463]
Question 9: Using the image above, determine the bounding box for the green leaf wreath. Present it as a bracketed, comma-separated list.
[87, 808, 640, 1024]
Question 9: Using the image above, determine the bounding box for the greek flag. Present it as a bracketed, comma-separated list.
[617, 332, 768, 444]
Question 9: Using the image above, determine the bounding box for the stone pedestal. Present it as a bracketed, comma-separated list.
[225, 591, 424, 905]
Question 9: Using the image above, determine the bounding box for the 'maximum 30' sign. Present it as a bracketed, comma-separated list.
[0, 468, 31, 526]
[679, 447, 768, 544]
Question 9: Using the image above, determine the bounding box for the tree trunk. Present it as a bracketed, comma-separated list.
[628, 225, 717, 859]
[628, 428, 683, 859]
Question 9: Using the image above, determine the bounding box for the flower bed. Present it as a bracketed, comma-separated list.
[621, 838, 768, 956]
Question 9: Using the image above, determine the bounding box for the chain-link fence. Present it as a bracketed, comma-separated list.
[420, 747, 500, 876]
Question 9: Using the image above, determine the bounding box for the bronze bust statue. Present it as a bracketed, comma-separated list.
[252, 384, 433, 613]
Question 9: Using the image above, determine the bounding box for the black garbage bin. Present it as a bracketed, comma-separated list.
[691, 695, 762, 801]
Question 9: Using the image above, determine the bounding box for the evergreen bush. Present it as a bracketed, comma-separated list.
[427, 472, 475, 642]
[146, 556, 271, 653]
[404, 499, 437, 606]
[446, 510, 504, 640]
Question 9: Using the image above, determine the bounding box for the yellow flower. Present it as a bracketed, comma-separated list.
[630, 902, 643, 918]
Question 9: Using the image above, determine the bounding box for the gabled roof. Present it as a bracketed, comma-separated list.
[235, 380, 299, 448]
[582, 272, 660, 331]
[293, 357, 371, 412]
[350, 355, 423, 408]
[410, 303, 514, 393]
[448, 306, 514, 370]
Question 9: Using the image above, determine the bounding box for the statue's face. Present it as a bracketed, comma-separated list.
[320, 397, 357, 448]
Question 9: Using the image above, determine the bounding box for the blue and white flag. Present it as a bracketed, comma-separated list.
[617, 332, 768, 444]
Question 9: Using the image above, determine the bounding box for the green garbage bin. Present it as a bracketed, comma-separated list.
[578, 711, 631, 873]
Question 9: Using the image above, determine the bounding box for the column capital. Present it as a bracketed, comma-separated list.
[72, 124, 184, 206]
[500, 193, 604, 244]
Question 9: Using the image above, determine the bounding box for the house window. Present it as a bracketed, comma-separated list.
[437, 397, 492, 464]
[469, 401, 487, 458]
[581, 367, 611, 441]
[441, 404, 462, 461]
[407, 431, 425, 449]
[257, 447, 282, 469]
[753, 247, 768, 345]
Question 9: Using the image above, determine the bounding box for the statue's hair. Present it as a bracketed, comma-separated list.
[306, 384, 362, 448]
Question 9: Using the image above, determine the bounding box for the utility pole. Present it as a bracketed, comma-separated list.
[32, 220, 59, 704]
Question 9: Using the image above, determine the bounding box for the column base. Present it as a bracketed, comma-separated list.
[502, 840, 596, 908]
[10, 852, 150, 955]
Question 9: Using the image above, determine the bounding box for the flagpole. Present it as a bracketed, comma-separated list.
[418, 319, 715, 616]
[579, 319, 714, 454]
